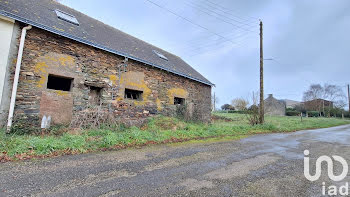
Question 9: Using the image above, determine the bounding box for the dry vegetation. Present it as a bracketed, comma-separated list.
[1, 113, 349, 162]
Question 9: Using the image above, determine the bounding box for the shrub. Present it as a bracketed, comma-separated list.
[70, 105, 119, 129]
[286, 111, 300, 116]
[176, 103, 192, 121]
[307, 111, 320, 117]
[248, 105, 259, 111]
[228, 110, 247, 114]
[10, 114, 41, 135]
[221, 104, 235, 111]
[286, 107, 295, 111]
[345, 111, 350, 118]
[246, 106, 259, 125]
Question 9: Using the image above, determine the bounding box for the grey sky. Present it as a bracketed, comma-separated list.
[60, 0, 350, 107]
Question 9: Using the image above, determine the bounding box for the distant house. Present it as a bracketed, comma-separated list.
[302, 99, 333, 112]
[264, 94, 286, 116]
[282, 99, 301, 109]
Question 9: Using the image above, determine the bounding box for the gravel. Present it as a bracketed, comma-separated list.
[1, 124, 350, 196]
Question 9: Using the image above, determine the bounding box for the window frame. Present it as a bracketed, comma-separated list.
[124, 88, 143, 101]
[46, 74, 74, 92]
[174, 97, 185, 105]
[55, 9, 80, 26]
[88, 86, 103, 105]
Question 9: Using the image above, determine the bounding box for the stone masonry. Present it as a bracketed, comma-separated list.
[10, 25, 212, 126]
[264, 94, 286, 116]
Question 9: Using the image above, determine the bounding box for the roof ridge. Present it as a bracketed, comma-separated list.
[0, 0, 213, 86]
[51, 0, 180, 60]
[51, 0, 211, 84]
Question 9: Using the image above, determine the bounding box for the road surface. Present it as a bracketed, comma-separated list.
[1, 124, 350, 196]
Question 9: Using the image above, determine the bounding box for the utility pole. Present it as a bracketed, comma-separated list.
[259, 20, 264, 124]
[348, 84, 350, 113]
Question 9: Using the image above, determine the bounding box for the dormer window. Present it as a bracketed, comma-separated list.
[153, 50, 168, 61]
[55, 9, 79, 26]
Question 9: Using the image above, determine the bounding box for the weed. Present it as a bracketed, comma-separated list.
[1, 114, 349, 162]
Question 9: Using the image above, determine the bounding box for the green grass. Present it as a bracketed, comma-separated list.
[214, 113, 350, 132]
[1, 114, 349, 161]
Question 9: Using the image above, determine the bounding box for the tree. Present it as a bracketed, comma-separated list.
[334, 99, 347, 109]
[246, 92, 259, 125]
[303, 84, 346, 116]
[294, 104, 306, 113]
[211, 94, 219, 111]
[332, 100, 347, 118]
[232, 98, 249, 111]
[221, 104, 234, 111]
[303, 84, 324, 101]
[324, 84, 345, 103]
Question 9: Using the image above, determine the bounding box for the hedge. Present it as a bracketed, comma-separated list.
[307, 111, 320, 117]
[286, 111, 300, 116]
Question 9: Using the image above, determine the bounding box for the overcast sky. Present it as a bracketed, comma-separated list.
[60, 0, 350, 108]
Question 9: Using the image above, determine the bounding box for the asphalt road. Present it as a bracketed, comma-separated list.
[1, 124, 350, 197]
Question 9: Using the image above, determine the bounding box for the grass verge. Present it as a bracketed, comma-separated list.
[1, 114, 349, 162]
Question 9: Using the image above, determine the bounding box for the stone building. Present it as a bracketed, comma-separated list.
[302, 99, 333, 112]
[0, 0, 213, 129]
[264, 94, 286, 116]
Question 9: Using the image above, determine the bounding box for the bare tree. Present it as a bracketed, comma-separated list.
[232, 98, 249, 111]
[324, 84, 346, 116]
[303, 84, 325, 115]
[303, 84, 346, 116]
[303, 84, 345, 102]
[211, 94, 219, 111]
[335, 100, 347, 109]
[303, 84, 324, 101]
[246, 92, 259, 125]
[324, 84, 345, 102]
[334, 100, 347, 118]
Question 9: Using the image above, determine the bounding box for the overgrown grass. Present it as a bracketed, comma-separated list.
[1, 114, 349, 161]
[214, 113, 350, 132]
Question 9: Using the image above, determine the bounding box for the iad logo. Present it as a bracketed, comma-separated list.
[304, 150, 349, 196]
[304, 150, 348, 182]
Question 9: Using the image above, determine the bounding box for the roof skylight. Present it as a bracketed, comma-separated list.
[153, 50, 168, 61]
[55, 9, 79, 26]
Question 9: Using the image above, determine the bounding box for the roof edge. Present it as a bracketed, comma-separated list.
[0, 10, 214, 86]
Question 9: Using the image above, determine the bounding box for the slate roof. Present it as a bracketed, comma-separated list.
[0, 0, 213, 86]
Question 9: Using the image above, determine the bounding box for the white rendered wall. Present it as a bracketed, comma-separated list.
[0, 16, 14, 107]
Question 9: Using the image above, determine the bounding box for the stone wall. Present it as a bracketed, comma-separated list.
[10, 26, 211, 126]
[264, 94, 286, 116]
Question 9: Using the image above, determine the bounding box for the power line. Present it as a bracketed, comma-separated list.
[145, 0, 237, 44]
[145, 0, 259, 57]
[198, 0, 256, 24]
[167, 25, 258, 49]
[195, 0, 259, 26]
[183, 0, 257, 31]
[187, 33, 256, 56]
[266, 58, 314, 68]
[198, 1, 258, 24]
[188, 35, 252, 54]
[202, 0, 259, 21]
[180, 31, 256, 52]
[183, 31, 255, 53]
